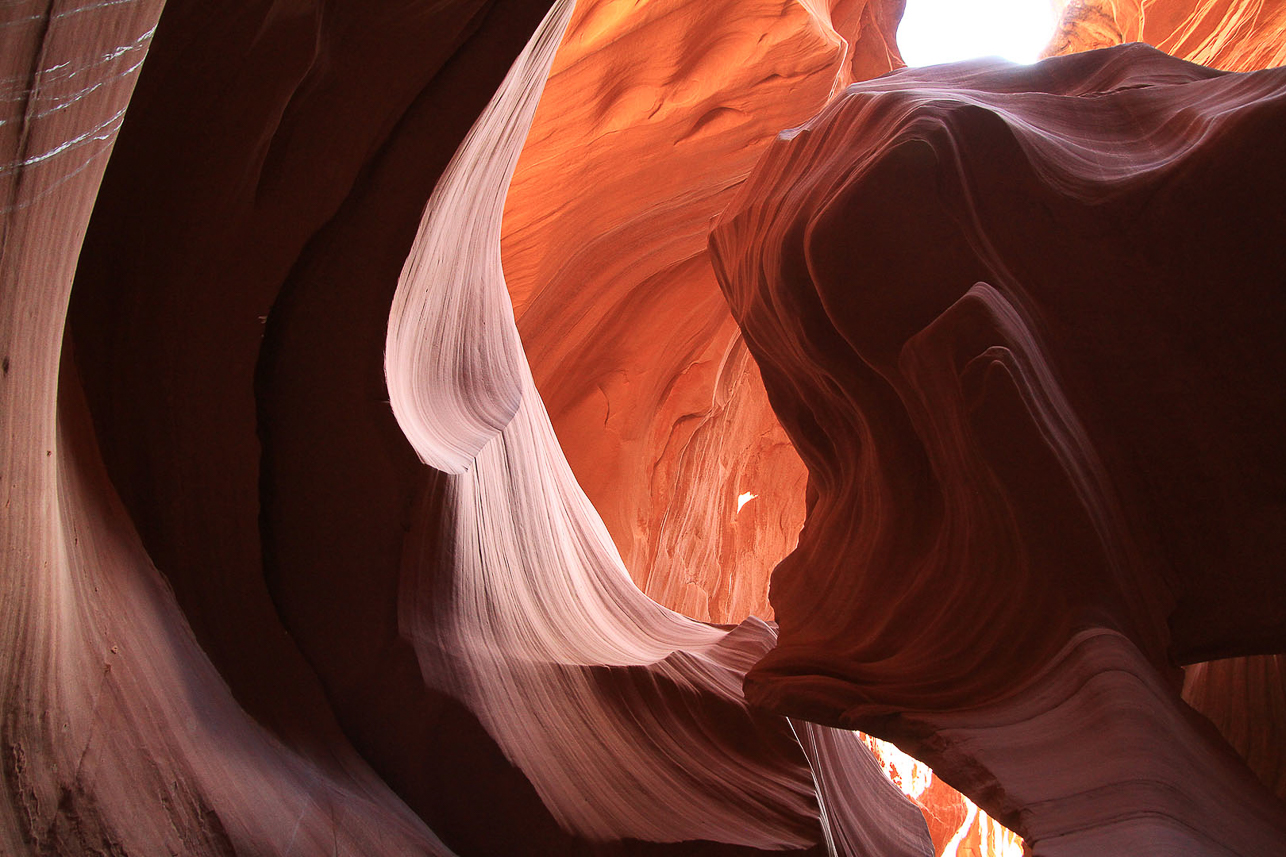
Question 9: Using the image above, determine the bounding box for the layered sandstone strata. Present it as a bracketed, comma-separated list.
[5, 0, 1286, 854]
[5, 0, 936, 853]
[712, 42, 1286, 854]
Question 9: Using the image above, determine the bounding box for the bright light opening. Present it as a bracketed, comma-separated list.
[736, 492, 757, 513]
[897, 0, 1059, 67]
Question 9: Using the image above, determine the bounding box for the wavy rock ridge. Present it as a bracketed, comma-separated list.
[499, 1, 1030, 850]
[712, 42, 1286, 854]
[3, 0, 1286, 854]
[5, 0, 932, 853]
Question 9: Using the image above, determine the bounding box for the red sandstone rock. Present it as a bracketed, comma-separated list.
[1184, 655, 1286, 801]
[1, 2, 449, 854]
[712, 43, 1286, 854]
[5, 0, 936, 853]
[1046, 0, 1286, 69]
[387, 3, 929, 849]
[501, 0, 904, 625]
[7, 0, 1286, 854]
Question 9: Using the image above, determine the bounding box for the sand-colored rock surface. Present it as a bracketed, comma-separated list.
[712, 42, 1286, 853]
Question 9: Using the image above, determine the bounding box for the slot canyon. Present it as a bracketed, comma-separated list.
[2, 0, 1284, 854]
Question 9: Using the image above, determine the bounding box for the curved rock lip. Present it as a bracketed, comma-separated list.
[713, 42, 1286, 852]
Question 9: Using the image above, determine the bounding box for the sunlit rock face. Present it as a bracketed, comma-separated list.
[712, 42, 1286, 853]
[501, 0, 904, 625]
[5, 0, 936, 853]
[7, 0, 1286, 854]
[856, 733, 1025, 855]
[497, 2, 1051, 851]
[1047, 0, 1286, 69]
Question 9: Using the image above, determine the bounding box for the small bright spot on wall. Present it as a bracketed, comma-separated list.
[736, 492, 757, 513]
[898, 0, 1059, 66]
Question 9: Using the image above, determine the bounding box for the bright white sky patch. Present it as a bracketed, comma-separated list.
[898, 0, 1059, 66]
[736, 492, 757, 513]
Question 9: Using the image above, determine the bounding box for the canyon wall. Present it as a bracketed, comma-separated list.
[3, 0, 1284, 854]
[4, 0, 933, 853]
[0, 1, 451, 853]
[1048, 0, 1286, 69]
[501, 0, 905, 625]
[711, 42, 1286, 854]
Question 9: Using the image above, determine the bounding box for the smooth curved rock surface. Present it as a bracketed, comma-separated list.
[501, 0, 904, 625]
[389, 3, 821, 845]
[390, 2, 929, 849]
[6, 0, 936, 853]
[713, 43, 1286, 853]
[1184, 655, 1286, 802]
[0, 2, 450, 854]
[7, 0, 1286, 853]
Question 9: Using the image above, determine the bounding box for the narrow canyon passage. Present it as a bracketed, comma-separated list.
[2, 0, 1284, 855]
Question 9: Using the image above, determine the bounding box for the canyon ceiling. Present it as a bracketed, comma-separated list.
[2, 0, 1284, 855]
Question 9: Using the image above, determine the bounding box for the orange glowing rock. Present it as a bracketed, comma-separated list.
[501, 0, 905, 625]
[1047, 0, 1286, 70]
